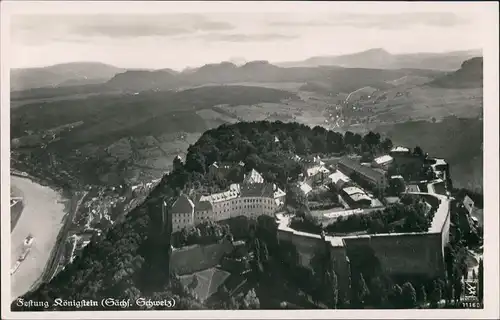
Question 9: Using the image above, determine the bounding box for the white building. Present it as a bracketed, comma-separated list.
[328, 170, 351, 190]
[171, 194, 196, 232]
[171, 169, 286, 231]
[371, 155, 393, 169]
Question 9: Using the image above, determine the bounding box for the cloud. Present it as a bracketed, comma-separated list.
[11, 14, 236, 44]
[71, 15, 235, 38]
[268, 12, 470, 29]
[196, 33, 298, 42]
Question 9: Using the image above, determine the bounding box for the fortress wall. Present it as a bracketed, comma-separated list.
[367, 233, 444, 277]
[279, 225, 447, 284]
[440, 205, 451, 258]
[170, 239, 234, 275]
[277, 227, 351, 294]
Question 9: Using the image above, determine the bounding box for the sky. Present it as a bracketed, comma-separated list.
[6, 2, 490, 70]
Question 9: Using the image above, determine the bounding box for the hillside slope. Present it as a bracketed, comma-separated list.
[428, 57, 483, 88]
[10, 86, 297, 186]
[11, 62, 124, 91]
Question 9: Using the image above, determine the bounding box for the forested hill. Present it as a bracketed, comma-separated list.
[12, 121, 396, 311]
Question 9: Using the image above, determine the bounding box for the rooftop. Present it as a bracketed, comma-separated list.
[274, 187, 286, 199]
[342, 186, 366, 196]
[373, 155, 393, 165]
[299, 182, 312, 195]
[243, 169, 264, 184]
[390, 146, 410, 153]
[328, 170, 351, 184]
[338, 157, 386, 182]
[200, 190, 239, 204]
[171, 194, 195, 214]
[240, 183, 274, 198]
[306, 165, 330, 177]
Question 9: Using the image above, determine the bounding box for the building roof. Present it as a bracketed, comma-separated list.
[243, 169, 264, 184]
[200, 189, 239, 204]
[342, 186, 366, 196]
[342, 186, 371, 203]
[390, 146, 410, 153]
[274, 187, 286, 199]
[328, 170, 351, 184]
[338, 157, 385, 182]
[384, 197, 401, 204]
[349, 193, 372, 202]
[230, 183, 241, 193]
[299, 182, 312, 195]
[306, 165, 330, 177]
[240, 183, 274, 198]
[171, 194, 195, 215]
[373, 155, 393, 165]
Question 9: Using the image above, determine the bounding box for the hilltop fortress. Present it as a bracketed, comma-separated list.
[165, 146, 452, 294]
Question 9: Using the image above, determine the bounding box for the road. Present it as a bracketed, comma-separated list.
[344, 86, 372, 104]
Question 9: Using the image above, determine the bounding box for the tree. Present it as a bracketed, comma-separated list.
[413, 146, 424, 158]
[356, 274, 370, 307]
[419, 285, 427, 305]
[241, 289, 260, 309]
[188, 275, 199, 291]
[430, 281, 442, 308]
[369, 276, 387, 307]
[381, 138, 393, 153]
[323, 270, 339, 309]
[389, 284, 403, 308]
[260, 242, 270, 264]
[453, 277, 463, 304]
[401, 282, 417, 308]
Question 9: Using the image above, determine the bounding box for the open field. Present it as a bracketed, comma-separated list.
[10, 176, 68, 300]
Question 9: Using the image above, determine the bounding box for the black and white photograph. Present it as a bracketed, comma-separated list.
[1, 1, 498, 319]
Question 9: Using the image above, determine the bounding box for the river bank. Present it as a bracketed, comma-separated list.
[10, 175, 69, 300]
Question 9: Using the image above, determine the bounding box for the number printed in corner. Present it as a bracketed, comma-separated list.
[460, 301, 483, 309]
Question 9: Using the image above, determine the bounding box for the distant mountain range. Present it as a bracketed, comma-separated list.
[276, 48, 482, 71]
[10, 48, 482, 93]
[11, 62, 125, 91]
[428, 57, 483, 88]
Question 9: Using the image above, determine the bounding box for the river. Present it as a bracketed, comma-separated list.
[10, 175, 68, 300]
